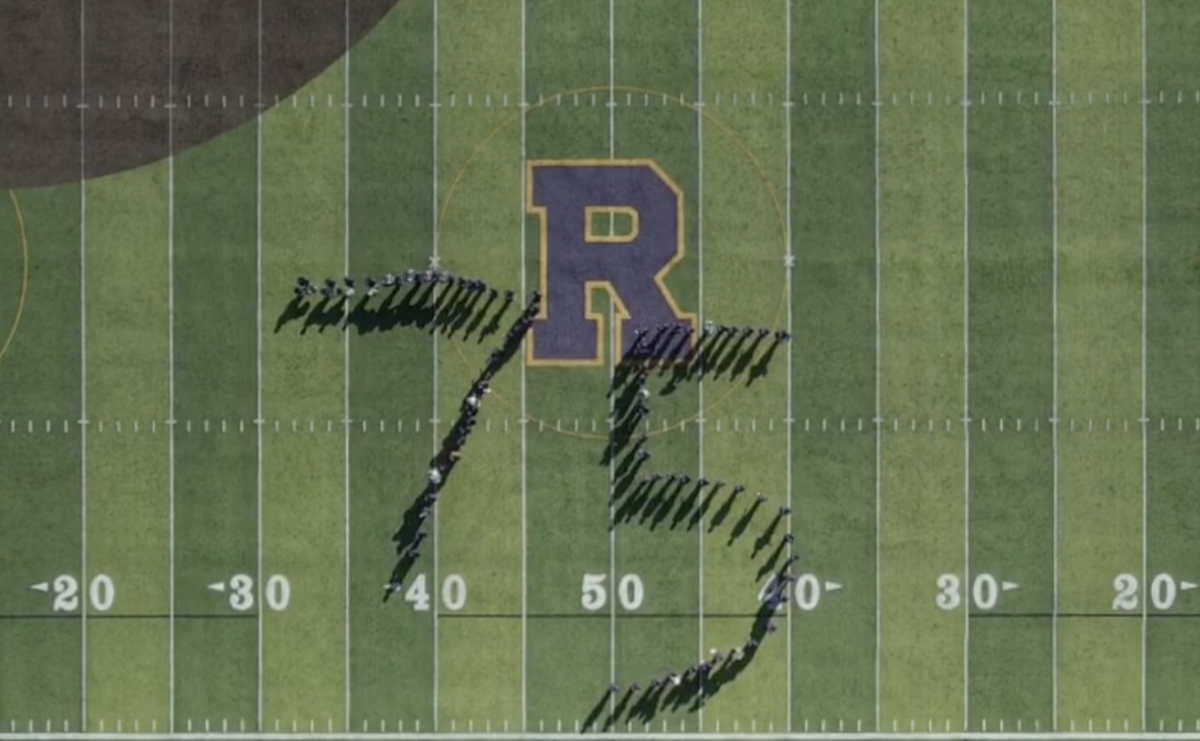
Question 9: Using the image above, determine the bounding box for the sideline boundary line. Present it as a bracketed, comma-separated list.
[2, 729, 1200, 733]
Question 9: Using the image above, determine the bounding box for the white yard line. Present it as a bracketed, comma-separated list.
[519, 0, 529, 730]
[255, 0, 266, 728]
[606, 0, 617, 715]
[167, 0, 177, 729]
[342, 0, 353, 729]
[430, 0, 441, 729]
[607, 315, 617, 712]
[608, 0, 615, 155]
[960, 0, 970, 730]
[77, 0, 88, 727]
[783, 0, 794, 730]
[695, 0, 706, 727]
[872, 0, 882, 731]
[1139, 0, 1149, 729]
[1049, 0, 1059, 728]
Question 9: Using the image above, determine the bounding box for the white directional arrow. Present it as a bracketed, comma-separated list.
[1182, 581, 1197, 591]
[1002, 581, 1020, 592]
[30, 582, 48, 593]
[823, 581, 842, 592]
[207, 581, 227, 593]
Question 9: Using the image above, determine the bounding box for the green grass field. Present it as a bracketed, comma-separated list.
[4, 0, 1200, 736]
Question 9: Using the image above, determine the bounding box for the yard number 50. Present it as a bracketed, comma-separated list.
[581, 573, 644, 611]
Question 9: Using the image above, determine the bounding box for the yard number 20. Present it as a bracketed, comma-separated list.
[1113, 573, 1179, 611]
[51, 574, 115, 613]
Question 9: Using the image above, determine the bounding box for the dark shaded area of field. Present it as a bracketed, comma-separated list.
[0, 0, 401, 189]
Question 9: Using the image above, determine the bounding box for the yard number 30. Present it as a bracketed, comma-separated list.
[935, 573, 1001, 611]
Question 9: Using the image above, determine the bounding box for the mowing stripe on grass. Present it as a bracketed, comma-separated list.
[1143, 0, 1200, 726]
[171, 113, 259, 727]
[345, 0, 436, 730]
[523, 0, 613, 729]
[259, 3, 347, 724]
[79, 5, 170, 671]
[83, 108, 172, 731]
[82, 8, 173, 737]
[964, 0, 1055, 729]
[697, 0, 789, 731]
[1054, 0, 1143, 729]
[790, 0, 878, 729]
[0, 183, 84, 730]
[611, 0, 701, 730]
[434, 0, 524, 730]
[877, 0, 966, 729]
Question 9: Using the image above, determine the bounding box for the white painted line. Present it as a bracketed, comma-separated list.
[960, 0, 971, 729]
[167, 0, 178, 729]
[430, 0, 441, 729]
[1049, 0, 1060, 727]
[607, 0, 618, 720]
[519, 0, 529, 730]
[872, 0, 882, 730]
[695, 0, 706, 728]
[784, 0, 795, 730]
[77, 0, 89, 726]
[342, 0, 353, 729]
[14, 729, 1200, 733]
[1139, 0, 1149, 730]
[255, 0, 266, 728]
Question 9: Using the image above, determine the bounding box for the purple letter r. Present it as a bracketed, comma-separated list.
[526, 160, 696, 366]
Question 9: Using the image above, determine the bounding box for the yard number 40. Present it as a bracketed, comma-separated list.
[404, 574, 468, 612]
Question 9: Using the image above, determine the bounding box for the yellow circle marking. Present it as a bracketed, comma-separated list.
[0, 190, 30, 372]
[437, 84, 788, 440]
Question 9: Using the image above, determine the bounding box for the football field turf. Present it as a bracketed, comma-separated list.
[4, 0, 1200, 736]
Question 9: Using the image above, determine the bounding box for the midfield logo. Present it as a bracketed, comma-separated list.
[525, 159, 697, 367]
